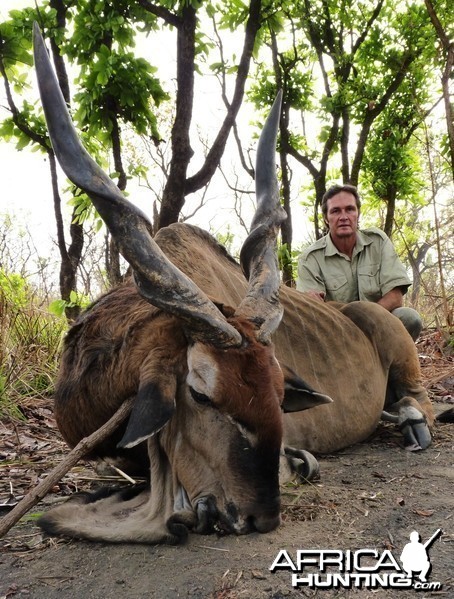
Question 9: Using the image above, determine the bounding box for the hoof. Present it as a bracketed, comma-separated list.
[283, 446, 320, 482]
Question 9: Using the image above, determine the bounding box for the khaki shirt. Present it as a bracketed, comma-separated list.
[296, 227, 411, 303]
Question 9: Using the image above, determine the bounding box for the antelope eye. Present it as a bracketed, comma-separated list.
[189, 387, 212, 406]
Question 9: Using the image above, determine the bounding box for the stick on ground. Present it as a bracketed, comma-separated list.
[0, 397, 134, 539]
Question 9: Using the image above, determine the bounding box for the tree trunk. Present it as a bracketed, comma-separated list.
[49, 0, 71, 104]
[408, 242, 430, 304]
[270, 32, 293, 285]
[424, 0, 454, 177]
[340, 106, 351, 182]
[441, 47, 454, 177]
[106, 113, 127, 286]
[158, 0, 263, 229]
[157, 5, 197, 229]
[48, 152, 84, 322]
[48, 0, 85, 319]
[280, 136, 294, 286]
[383, 185, 397, 238]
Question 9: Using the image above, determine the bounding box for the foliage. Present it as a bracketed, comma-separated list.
[48, 290, 91, 318]
[0, 8, 52, 152]
[361, 130, 426, 217]
[214, 227, 235, 256]
[0, 270, 67, 418]
[277, 242, 300, 281]
[73, 44, 168, 140]
[0, 0, 452, 325]
[249, 0, 443, 235]
[0, 270, 29, 309]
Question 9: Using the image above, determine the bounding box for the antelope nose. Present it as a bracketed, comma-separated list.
[251, 512, 281, 533]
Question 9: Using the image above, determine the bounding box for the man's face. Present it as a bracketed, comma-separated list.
[325, 192, 359, 240]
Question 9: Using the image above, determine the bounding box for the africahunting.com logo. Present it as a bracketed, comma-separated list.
[270, 529, 443, 591]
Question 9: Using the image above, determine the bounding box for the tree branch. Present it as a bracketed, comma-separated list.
[185, 0, 263, 194]
[136, 0, 181, 28]
[0, 398, 134, 540]
[350, 50, 416, 183]
[424, 0, 451, 49]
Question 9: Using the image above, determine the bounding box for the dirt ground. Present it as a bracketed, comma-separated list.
[1, 332, 453, 599]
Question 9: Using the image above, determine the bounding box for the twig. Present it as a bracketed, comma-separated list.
[0, 397, 134, 539]
[427, 366, 454, 387]
[104, 461, 137, 484]
[198, 545, 231, 552]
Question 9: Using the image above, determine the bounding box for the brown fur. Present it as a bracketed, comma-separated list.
[156, 224, 433, 453]
[55, 222, 433, 456]
[41, 223, 433, 544]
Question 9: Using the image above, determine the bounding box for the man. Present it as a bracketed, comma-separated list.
[297, 184, 422, 341]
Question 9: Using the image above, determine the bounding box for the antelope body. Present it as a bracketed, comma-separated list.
[33, 24, 434, 545]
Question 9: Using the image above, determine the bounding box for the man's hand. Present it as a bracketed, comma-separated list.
[305, 290, 326, 302]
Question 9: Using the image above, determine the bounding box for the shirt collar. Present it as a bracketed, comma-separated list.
[325, 229, 373, 258]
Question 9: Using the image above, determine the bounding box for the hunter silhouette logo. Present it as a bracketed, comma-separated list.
[270, 529, 444, 591]
[400, 529, 442, 583]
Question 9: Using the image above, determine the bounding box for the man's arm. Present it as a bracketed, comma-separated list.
[377, 233, 412, 300]
[296, 253, 327, 297]
[377, 287, 404, 312]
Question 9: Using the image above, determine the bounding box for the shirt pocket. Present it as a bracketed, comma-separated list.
[357, 263, 381, 301]
[325, 274, 350, 302]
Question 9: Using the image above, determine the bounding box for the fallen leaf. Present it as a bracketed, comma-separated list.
[412, 508, 434, 517]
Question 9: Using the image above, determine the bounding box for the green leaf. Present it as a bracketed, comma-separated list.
[69, 290, 79, 304]
[48, 299, 67, 317]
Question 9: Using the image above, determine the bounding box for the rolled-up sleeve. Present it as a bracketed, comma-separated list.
[378, 237, 412, 296]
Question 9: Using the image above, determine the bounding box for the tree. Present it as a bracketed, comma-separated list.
[1, 0, 452, 301]
[424, 0, 454, 177]
[62, 0, 168, 285]
[250, 0, 441, 246]
[0, 6, 83, 320]
[0, 0, 269, 307]
[143, 0, 265, 229]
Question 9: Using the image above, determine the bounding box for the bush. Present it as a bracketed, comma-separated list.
[0, 270, 67, 419]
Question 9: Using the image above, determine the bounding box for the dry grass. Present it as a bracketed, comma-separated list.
[0, 287, 66, 419]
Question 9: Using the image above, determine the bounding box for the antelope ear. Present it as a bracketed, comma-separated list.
[281, 364, 333, 413]
[118, 376, 176, 449]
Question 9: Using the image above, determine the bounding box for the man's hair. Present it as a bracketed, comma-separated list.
[321, 184, 361, 220]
